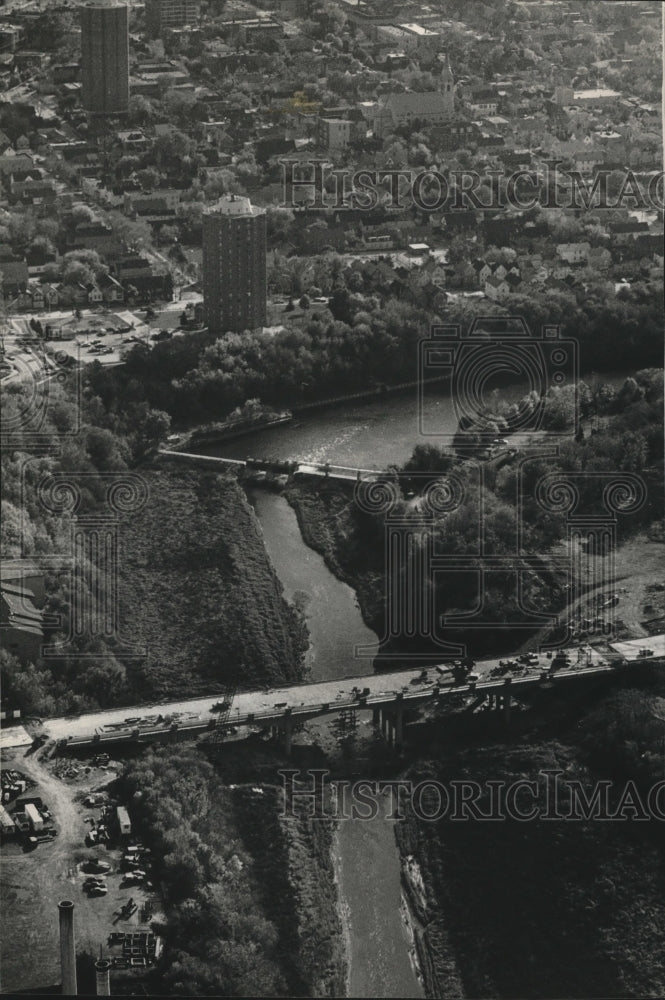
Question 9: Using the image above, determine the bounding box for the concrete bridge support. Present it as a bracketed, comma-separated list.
[503, 677, 512, 726]
[281, 713, 293, 755]
[393, 707, 404, 748]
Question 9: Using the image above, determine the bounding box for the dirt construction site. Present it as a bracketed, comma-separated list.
[0, 750, 163, 995]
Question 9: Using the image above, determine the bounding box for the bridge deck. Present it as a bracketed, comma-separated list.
[39, 638, 663, 748]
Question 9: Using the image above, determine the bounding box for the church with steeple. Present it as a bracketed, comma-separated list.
[375, 53, 456, 137]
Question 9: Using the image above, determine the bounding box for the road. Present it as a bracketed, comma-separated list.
[40, 642, 628, 744]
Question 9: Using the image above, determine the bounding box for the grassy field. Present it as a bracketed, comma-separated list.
[117, 468, 308, 699]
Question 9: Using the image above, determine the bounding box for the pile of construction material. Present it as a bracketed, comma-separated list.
[107, 930, 159, 968]
[1, 769, 29, 803]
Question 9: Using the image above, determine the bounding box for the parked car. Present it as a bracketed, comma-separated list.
[83, 859, 111, 874]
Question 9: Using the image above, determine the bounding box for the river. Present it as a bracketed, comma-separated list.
[247, 490, 422, 996]
[334, 793, 425, 999]
[205, 373, 623, 470]
[247, 488, 378, 682]
[209, 385, 513, 468]
[241, 377, 624, 998]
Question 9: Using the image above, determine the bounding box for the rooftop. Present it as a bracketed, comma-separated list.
[205, 194, 264, 218]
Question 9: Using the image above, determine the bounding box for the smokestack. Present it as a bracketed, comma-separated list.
[95, 959, 111, 996]
[58, 900, 77, 996]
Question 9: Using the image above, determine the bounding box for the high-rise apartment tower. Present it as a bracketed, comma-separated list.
[203, 196, 267, 335]
[80, 0, 129, 115]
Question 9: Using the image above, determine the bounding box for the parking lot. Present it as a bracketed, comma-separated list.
[0, 751, 163, 995]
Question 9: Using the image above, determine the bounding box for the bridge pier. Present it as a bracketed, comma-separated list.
[282, 718, 293, 755]
[373, 706, 381, 727]
[393, 704, 404, 748]
[503, 677, 512, 726]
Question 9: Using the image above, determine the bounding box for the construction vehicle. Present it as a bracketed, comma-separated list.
[208, 687, 237, 746]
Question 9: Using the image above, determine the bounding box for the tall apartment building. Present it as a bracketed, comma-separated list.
[203, 196, 267, 335]
[80, 0, 129, 115]
[145, 0, 198, 38]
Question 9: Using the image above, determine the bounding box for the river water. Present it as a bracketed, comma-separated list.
[204, 372, 626, 469]
[335, 794, 424, 999]
[247, 489, 378, 682]
[241, 377, 623, 998]
[210, 385, 513, 468]
[247, 488, 423, 997]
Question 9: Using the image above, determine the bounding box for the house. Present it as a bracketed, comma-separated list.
[68, 222, 121, 256]
[0, 153, 36, 192]
[87, 283, 103, 305]
[433, 118, 477, 150]
[56, 283, 88, 308]
[113, 256, 173, 303]
[484, 275, 509, 301]
[557, 242, 591, 264]
[609, 221, 650, 244]
[499, 149, 533, 173]
[473, 259, 492, 285]
[52, 63, 80, 84]
[98, 273, 124, 304]
[468, 89, 499, 116]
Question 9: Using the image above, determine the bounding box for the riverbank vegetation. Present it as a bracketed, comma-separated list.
[287, 370, 663, 661]
[85, 273, 663, 430]
[395, 666, 665, 999]
[1, 377, 307, 713]
[116, 468, 308, 699]
[119, 747, 345, 997]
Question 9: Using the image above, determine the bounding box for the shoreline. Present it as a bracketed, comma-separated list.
[331, 818, 352, 999]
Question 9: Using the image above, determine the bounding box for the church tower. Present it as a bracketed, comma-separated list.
[440, 53, 455, 118]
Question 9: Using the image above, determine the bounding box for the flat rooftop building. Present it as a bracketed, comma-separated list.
[145, 0, 199, 38]
[80, 0, 129, 115]
[203, 195, 267, 336]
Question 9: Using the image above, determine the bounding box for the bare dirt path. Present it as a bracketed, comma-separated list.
[0, 753, 148, 994]
[518, 534, 664, 653]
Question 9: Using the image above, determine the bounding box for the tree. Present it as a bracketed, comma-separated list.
[299, 294, 311, 310]
[136, 167, 160, 191]
[127, 94, 157, 126]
